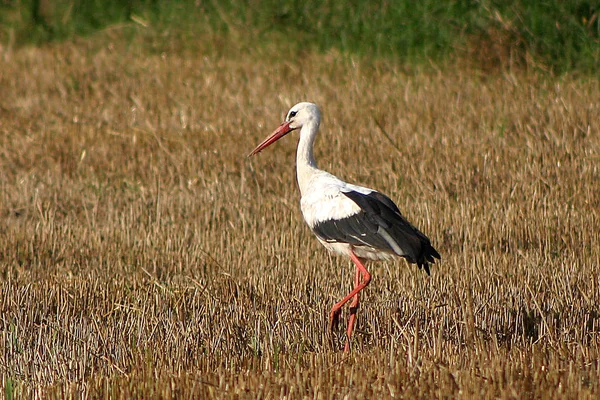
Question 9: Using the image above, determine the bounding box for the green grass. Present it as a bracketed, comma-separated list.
[1, 0, 598, 73]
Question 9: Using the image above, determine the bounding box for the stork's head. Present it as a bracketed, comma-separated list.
[284, 102, 320, 131]
[248, 102, 320, 157]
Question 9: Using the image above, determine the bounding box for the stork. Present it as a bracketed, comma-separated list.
[248, 102, 440, 352]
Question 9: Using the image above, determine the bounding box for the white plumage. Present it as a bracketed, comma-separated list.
[299, 173, 396, 261]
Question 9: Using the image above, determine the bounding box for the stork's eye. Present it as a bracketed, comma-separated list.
[289, 111, 297, 118]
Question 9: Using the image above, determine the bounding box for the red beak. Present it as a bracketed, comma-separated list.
[248, 122, 294, 157]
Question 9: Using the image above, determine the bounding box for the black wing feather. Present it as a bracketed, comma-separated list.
[313, 190, 440, 274]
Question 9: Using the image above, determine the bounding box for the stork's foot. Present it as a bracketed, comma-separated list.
[343, 304, 359, 352]
[344, 339, 351, 353]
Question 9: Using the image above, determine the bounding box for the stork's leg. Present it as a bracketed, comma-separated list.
[344, 263, 362, 352]
[328, 250, 371, 349]
[331, 262, 361, 332]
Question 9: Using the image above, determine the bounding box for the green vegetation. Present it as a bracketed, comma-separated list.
[1, 0, 598, 72]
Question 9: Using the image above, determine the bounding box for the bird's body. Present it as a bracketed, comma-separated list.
[301, 175, 396, 262]
[300, 171, 437, 267]
[249, 102, 440, 352]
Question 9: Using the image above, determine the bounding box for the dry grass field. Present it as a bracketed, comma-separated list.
[1, 36, 599, 398]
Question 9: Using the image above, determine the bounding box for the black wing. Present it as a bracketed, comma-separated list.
[312, 190, 440, 274]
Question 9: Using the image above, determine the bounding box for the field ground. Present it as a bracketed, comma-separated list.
[1, 33, 600, 398]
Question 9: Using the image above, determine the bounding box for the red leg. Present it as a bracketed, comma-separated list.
[344, 263, 362, 352]
[328, 250, 372, 349]
[330, 263, 361, 333]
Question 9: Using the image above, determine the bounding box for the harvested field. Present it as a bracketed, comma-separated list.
[1, 38, 599, 398]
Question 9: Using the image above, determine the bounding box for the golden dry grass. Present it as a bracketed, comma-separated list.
[1, 37, 599, 398]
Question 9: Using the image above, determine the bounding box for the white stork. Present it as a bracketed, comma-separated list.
[248, 102, 440, 352]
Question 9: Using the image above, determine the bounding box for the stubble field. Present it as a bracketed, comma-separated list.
[1, 37, 599, 398]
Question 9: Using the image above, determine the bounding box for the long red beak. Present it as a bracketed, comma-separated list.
[248, 122, 294, 157]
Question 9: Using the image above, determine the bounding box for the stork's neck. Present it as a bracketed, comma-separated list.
[296, 118, 320, 195]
